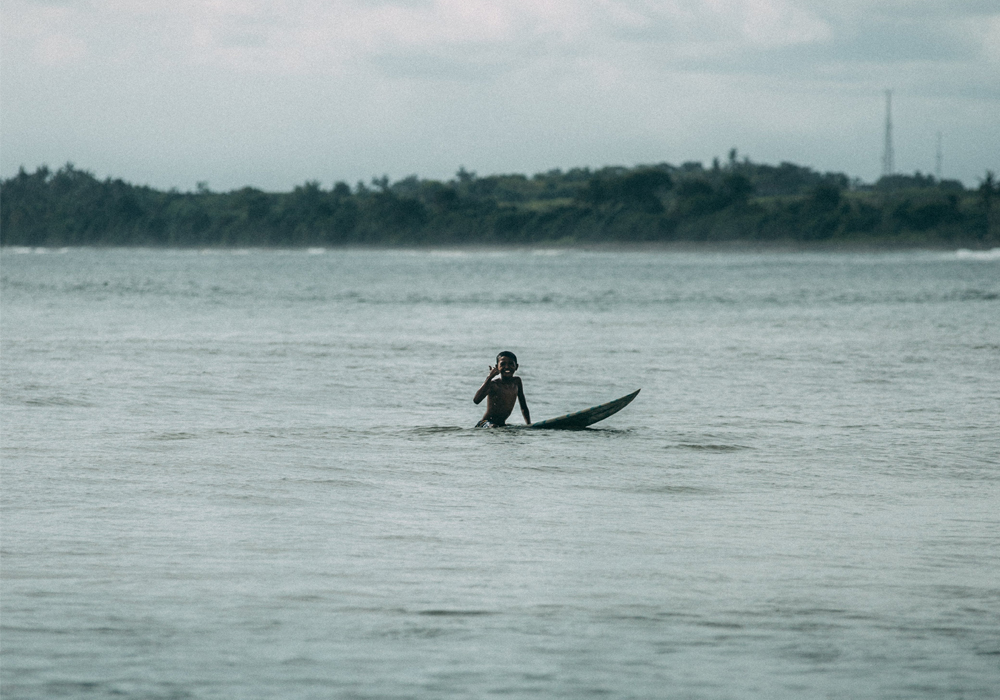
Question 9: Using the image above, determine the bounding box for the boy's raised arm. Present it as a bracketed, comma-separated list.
[474, 365, 499, 404]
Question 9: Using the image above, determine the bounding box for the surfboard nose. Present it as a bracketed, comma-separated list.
[529, 389, 641, 430]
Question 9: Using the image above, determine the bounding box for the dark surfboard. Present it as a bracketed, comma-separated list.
[528, 389, 640, 430]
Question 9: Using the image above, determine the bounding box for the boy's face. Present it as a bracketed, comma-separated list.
[497, 355, 517, 377]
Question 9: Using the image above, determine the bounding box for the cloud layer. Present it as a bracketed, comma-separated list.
[3, 0, 998, 189]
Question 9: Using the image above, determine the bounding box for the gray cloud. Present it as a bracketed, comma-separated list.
[369, 48, 522, 81]
[1, 0, 997, 190]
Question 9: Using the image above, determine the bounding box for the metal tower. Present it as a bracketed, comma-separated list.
[881, 90, 894, 177]
[935, 131, 943, 179]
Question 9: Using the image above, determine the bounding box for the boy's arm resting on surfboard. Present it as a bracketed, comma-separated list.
[517, 378, 531, 425]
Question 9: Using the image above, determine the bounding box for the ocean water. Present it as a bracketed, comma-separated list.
[2, 247, 998, 699]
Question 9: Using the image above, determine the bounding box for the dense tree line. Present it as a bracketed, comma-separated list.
[2, 158, 997, 247]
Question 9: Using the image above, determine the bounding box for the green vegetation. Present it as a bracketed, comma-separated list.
[2, 158, 997, 247]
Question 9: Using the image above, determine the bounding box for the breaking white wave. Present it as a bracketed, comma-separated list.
[955, 248, 1000, 260]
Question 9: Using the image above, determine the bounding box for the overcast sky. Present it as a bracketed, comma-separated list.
[2, 0, 998, 192]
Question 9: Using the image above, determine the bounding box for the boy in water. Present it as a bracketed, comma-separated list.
[474, 351, 531, 427]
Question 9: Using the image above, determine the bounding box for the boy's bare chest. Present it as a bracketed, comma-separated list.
[492, 380, 519, 401]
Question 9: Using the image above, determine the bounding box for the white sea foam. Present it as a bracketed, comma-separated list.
[195, 248, 254, 255]
[427, 249, 472, 258]
[4, 246, 69, 254]
[955, 247, 1000, 260]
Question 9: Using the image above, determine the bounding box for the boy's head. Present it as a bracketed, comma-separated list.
[496, 351, 518, 377]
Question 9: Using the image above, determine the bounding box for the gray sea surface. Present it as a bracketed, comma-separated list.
[2, 247, 999, 699]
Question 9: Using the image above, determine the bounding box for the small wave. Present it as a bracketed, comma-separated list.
[630, 484, 707, 494]
[955, 290, 999, 301]
[281, 478, 368, 488]
[405, 426, 466, 435]
[417, 609, 493, 617]
[671, 443, 751, 452]
[306, 247, 325, 255]
[577, 426, 635, 435]
[22, 396, 93, 407]
[955, 248, 1000, 260]
[148, 431, 199, 441]
[698, 620, 744, 629]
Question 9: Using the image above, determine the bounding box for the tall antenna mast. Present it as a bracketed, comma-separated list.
[881, 90, 894, 177]
[935, 131, 943, 179]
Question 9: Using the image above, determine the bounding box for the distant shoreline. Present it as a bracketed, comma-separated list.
[3, 162, 997, 249]
[6, 242, 1000, 254]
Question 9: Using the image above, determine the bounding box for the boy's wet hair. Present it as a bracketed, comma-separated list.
[496, 351, 517, 365]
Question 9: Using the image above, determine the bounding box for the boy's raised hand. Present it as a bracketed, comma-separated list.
[487, 365, 500, 380]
